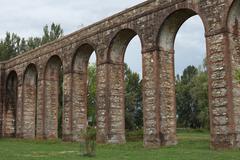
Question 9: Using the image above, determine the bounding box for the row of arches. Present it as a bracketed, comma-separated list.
[1, 0, 239, 149]
[3, 47, 97, 139]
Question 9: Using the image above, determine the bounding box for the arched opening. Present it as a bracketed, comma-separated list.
[44, 55, 63, 139]
[158, 9, 207, 145]
[227, 0, 240, 35]
[5, 71, 18, 137]
[175, 17, 208, 130]
[124, 36, 143, 141]
[108, 29, 143, 143]
[72, 44, 96, 141]
[88, 51, 97, 127]
[22, 64, 38, 139]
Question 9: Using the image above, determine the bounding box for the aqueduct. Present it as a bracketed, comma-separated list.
[0, 0, 239, 149]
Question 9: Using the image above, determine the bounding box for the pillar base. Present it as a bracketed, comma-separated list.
[107, 134, 126, 144]
[144, 141, 161, 148]
[210, 133, 240, 150]
[96, 132, 108, 144]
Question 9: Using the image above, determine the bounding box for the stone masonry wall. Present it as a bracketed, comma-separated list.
[0, 0, 239, 150]
[71, 72, 88, 141]
[158, 49, 177, 146]
[96, 63, 109, 143]
[62, 72, 72, 141]
[108, 63, 125, 144]
[142, 50, 161, 147]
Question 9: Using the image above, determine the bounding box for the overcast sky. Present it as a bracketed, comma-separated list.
[0, 0, 206, 75]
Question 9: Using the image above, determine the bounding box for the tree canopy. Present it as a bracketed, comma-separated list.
[0, 23, 63, 61]
[176, 65, 208, 129]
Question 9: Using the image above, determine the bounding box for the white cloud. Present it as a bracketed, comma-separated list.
[0, 0, 145, 37]
[175, 16, 206, 75]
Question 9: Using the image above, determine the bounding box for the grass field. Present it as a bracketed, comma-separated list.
[0, 131, 240, 160]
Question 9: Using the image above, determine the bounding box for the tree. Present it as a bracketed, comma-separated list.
[190, 71, 209, 128]
[124, 64, 143, 131]
[0, 32, 25, 61]
[0, 23, 64, 61]
[176, 65, 209, 129]
[176, 66, 198, 128]
[41, 23, 64, 45]
[27, 23, 64, 50]
[27, 37, 42, 50]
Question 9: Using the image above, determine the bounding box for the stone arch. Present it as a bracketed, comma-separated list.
[72, 43, 95, 73]
[108, 29, 143, 64]
[106, 28, 142, 144]
[227, 0, 240, 34]
[22, 64, 38, 139]
[5, 70, 18, 137]
[158, 9, 206, 51]
[71, 43, 96, 141]
[157, 9, 207, 145]
[44, 55, 63, 139]
[227, 1, 240, 77]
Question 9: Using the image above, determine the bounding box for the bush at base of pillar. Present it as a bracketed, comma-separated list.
[79, 127, 96, 157]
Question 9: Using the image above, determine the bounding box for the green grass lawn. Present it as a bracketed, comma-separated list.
[0, 131, 239, 160]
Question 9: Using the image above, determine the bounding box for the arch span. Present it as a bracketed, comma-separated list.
[44, 55, 63, 139]
[4, 71, 18, 137]
[106, 29, 142, 144]
[154, 9, 207, 146]
[71, 43, 96, 141]
[109, 29, 142, 63]
[227, 0, 240, 35]
[22, 64, 38, 139]
[158, 9, 206, 51]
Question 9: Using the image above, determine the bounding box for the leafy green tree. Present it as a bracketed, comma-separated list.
[176, 65, 209, 129]
[27, 23, 63, 50]
[0, 23, 64, 61]
[176, 66, 198, 128]
[125, 64, 142, 131]
[0, 32, 25, 60]
[134, 87, 143, 129]
[190, 71, 208, 128]
[41, 23, 63, 45]
[27, 37, 42, 50]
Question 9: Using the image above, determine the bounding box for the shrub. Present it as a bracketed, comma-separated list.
[79, 126, 96, 157]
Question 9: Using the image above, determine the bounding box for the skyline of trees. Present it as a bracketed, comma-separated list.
[0, 23, 63, 61]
